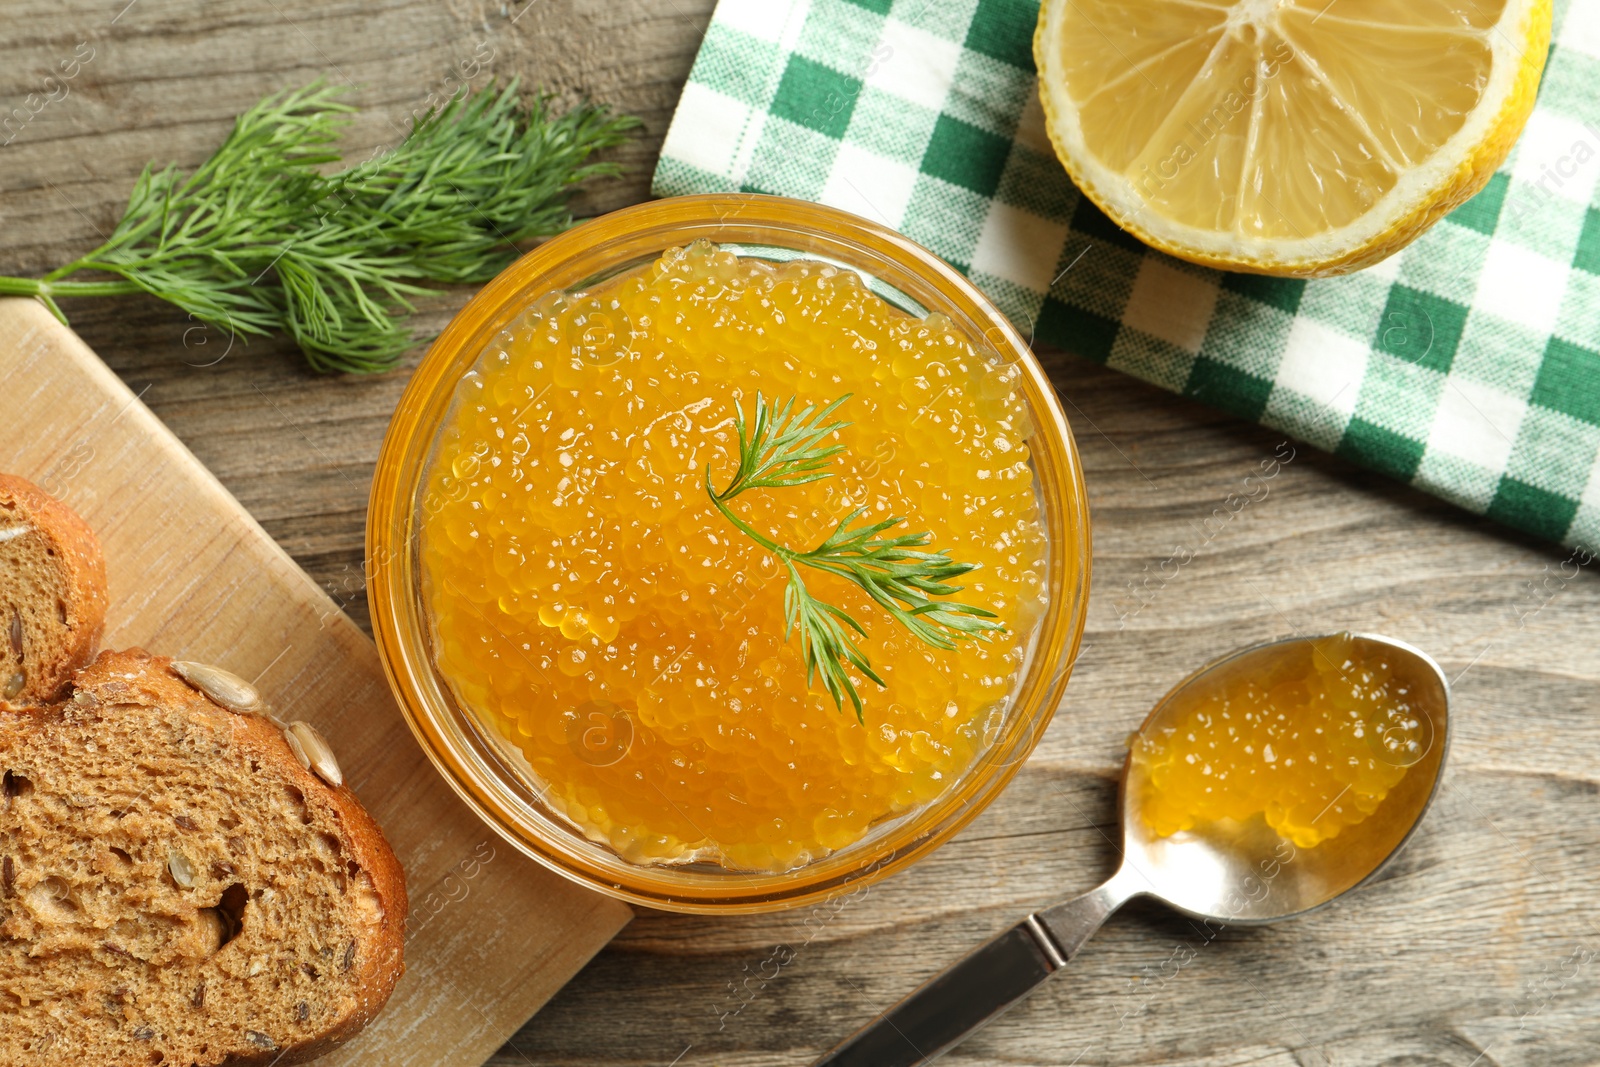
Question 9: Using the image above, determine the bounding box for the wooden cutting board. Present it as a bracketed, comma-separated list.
[0, 297, 633, 1066]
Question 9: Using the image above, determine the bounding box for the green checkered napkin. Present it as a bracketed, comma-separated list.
[653, 0, 1600, 550]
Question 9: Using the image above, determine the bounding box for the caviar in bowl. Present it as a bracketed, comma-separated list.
[368, 195, 1090, 912]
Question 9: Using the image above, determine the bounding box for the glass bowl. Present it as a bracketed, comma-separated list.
[367, 194, 1091, 913]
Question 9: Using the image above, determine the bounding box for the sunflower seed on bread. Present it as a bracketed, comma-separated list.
[286, 721, 344, 788]
[170, 660, 262, 713]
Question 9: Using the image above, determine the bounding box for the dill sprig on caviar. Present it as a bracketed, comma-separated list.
[0, 80, 636, 373]
[705, 393, 1005, 722]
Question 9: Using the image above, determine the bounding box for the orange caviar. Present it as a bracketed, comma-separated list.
[1132, 635, 1428, 848]
[418, 240, 1049, 872]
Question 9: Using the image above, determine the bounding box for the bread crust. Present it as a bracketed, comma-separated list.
[4, 649, 408, 1066]
[0, 474, 108, 710]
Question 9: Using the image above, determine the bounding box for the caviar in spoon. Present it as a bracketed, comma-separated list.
[1131, 632, 1433, 848]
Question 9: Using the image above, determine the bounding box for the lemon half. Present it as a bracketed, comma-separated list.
[1035, 0, 1553, 276]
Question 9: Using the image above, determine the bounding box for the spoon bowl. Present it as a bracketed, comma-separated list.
[816, 632, 1451, 1066]
[1121, 632, 1450, 925]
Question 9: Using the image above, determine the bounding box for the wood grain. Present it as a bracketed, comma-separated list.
[3, 2, 1598, 1065]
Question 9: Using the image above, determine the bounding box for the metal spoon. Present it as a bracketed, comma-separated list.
[814, 632, 1450, 1067]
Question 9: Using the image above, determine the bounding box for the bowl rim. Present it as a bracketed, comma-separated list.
[367, 193, 1093, 913]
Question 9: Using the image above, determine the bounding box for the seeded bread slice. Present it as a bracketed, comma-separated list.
[0, 474, 108, 711]
[0, 649, 407, 1065]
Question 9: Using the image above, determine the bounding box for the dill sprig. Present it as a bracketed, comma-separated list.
[705, 393, 1004, 722]
[0, 80, 637, 373]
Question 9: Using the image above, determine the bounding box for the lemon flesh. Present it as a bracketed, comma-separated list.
[1035, 0, 1552, 275]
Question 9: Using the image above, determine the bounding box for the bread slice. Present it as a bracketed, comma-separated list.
[0, 474, 108, 711]
[0, 649, 407, 1065]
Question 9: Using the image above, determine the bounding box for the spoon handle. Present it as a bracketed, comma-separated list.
[811, 878, 1131, 1066]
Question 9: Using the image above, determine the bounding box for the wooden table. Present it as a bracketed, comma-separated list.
[4, 3, 1598, 1064]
